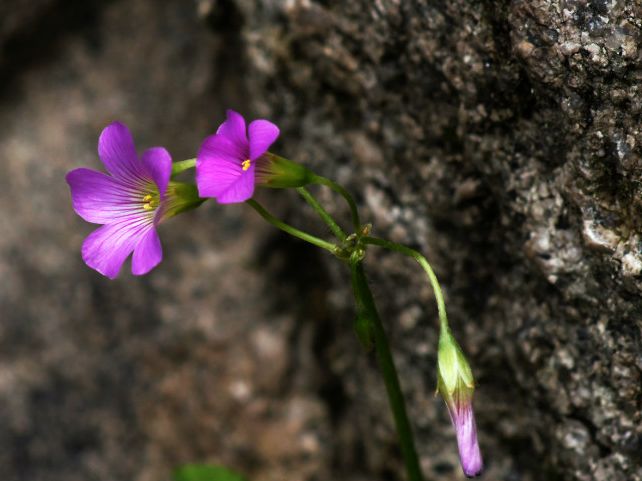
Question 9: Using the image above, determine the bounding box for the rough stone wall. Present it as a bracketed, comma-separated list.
[0, 1, 640, 481]
[235, 0, 642, 480]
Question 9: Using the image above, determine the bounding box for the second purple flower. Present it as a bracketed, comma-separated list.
[196, 110, 280, 204]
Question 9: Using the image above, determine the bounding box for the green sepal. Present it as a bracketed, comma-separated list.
[173, 464, 248, 481]
[457, 344, 474, 388]
[354, 312, 374, 351]
[438, 333, 460, 395]
[162, 181, 205, 220]
[437, 330, 474, 395]
[255, 153, 316, 189]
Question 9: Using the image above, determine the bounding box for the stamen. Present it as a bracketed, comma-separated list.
[142, 192, 159, 211]
[242, 159, 251, 171]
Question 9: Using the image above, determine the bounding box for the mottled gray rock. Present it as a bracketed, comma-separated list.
[233, 0, 642, 480]
[0, 0, 56, 53]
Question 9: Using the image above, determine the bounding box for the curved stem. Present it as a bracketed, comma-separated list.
[312, 175, 361, 233]
[171, 158, 196, 176]
[246, 199, 337, 254]
[296, 187, 346, 240]
[351, 262, 425, 481]
[362, 236, 449, 333]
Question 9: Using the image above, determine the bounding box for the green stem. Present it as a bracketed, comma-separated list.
[362, 236, 449, 333]
[246, 199, 337, 254]
[296, 187, 346, 240]
[312, 175, 361, 233]
[350, 262, 425, 481]
[171, 158, 196, 176]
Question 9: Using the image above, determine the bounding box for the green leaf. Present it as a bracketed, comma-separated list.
[173, 464, 248, 481]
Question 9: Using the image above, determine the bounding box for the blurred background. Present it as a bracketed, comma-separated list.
[1, 1, 641, 480]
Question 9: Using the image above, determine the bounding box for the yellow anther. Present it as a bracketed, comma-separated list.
[143, 203, 154, 211]
[242, 159, 251, 171]
[143, 194, 153, 202]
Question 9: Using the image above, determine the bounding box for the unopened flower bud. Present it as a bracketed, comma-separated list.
[437, 330, 483, 478]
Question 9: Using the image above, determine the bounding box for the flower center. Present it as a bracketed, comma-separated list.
[241, 159, 251, 171]
[142, 193, 159, 211]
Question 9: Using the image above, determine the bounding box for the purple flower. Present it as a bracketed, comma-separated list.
[196, 110, 280, 204]
[66, 122, 171, 279]
[437, 332, 483, 478]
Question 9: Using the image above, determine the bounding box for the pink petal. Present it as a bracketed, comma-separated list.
[449, 400, 483, 477]
[141, 147, 172, 196]
[66, 168, 143, 224]
[248, 119, 280, 160]
[98, 122, 146, 183]
[216, 162, 256, 204]
[216, 110, 248, 148]
[196, 134, 247, 199]
[132, 227, 163, 275]
[81, 217, 153, 279]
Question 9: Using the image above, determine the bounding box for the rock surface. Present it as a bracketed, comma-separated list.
[236, 1, 642, 480]
[0, 1, 640, 481]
